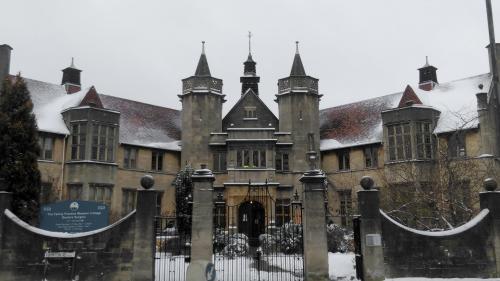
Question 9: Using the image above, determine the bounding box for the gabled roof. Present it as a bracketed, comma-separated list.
[398, 85, 422, 108]
[80, 86, 103, 108]
[17, 75, 181, 151]
[222, 88, 278, 129]
[320, 73, 492, 151]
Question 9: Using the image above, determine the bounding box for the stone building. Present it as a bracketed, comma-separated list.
[1, 38, 499, 228]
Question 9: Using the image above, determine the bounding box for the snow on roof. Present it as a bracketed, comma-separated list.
[99, 94, 181, 151]
[320, 92, 401, 151]
[417, 73, 492, 134]
[23, 77, 86, 135]
[319, 73, 492, 151]
[20, 77, 181, 151]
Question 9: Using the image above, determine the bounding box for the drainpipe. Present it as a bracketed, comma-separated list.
[60, 135, 67, 200]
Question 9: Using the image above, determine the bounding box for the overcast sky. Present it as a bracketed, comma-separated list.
[1, 0, 499, 114]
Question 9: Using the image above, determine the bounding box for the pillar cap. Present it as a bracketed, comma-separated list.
[360, 176, 375, 190]
[191, 168, 215, 182]
[140, 175, 155, 190]
[300, 169, 326, 183]
[484, 178, 498, 192]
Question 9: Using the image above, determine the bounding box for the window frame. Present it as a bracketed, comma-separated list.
[235, 149, 266, 168]
[387, 123, 412, 161]
[275, 151, 290, 172]
[91, 123, 116, 162]
[124, 146, 138, 169]
[364, 146, 378, 168]
[151, 150, 164, 171]
[122, 188, 137, 215]
[38, 135, 54, 160]
[338, 149, 350, 171]
[213, 151, 227, 172]
[448, 131, 467, 158]
[88, 183, 113, 207]
[275, 199, 291, 227]
[71, 123, 87, 160]
[338, 189, 353, 227]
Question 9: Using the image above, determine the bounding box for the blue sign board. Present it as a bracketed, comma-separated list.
[40, 200, 109, 233]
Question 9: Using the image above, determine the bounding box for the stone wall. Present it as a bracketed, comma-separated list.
[356, 177, 500, 280]
[381, 209, 495, 278]
[0, 209, 136, 281]
[0, 176, 157, 281]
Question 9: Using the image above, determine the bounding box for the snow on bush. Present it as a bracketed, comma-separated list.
[279, 223, 303, 254]
[222, 233, 249, 258]
[327, 223, 354, 253]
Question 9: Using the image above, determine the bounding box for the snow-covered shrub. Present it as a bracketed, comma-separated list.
[326, 223, 354, 253]
[259, 233, 278, 254]
[279, 223, 303, 254]
[213, 228, 227, 253]
[222, 233, 249, 258]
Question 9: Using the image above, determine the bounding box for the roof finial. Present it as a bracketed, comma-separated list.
[201, 41, 206, 55]
[248, 31, 252, 55]
[295, 41, 300, 54]
[70, 57, 75, 68]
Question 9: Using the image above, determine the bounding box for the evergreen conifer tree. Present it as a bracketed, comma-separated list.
[0, 75, 41, 222]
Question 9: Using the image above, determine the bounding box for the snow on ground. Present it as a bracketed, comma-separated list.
[155, 252, 500, 281]
[329, 252, 357, 280]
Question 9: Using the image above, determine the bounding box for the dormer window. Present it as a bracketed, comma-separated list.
[244, 106, 257, 119]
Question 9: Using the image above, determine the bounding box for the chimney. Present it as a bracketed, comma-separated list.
[418, 56, 438, 91]
[61, 58, 82, 94]
[487, 43, 500, 83]
[0, 44, 13, 85]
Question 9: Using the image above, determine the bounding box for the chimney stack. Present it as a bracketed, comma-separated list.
[61, 58, 82, 94]
[418, 56, 438, 91]
[0, 44, 13, 85]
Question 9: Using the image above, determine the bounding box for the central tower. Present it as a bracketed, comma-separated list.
[180, 42, 225, 168]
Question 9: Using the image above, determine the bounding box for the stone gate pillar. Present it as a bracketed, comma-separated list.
[300, 169, 329, 281]
[357, 176, 385, 281]
[132, 175, 157, 281]
[480, 178, 500, 277]
[187, 168, 216, 281]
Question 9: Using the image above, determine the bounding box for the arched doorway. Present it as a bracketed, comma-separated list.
[238, 200, 265, 247]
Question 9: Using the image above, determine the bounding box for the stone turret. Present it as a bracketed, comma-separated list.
[276, 42, 321, 173]
[180, 42, 225, 168]
[240, 32, 260, 95]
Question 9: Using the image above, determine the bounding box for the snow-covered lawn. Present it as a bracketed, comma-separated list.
[328, 252, 500, 281]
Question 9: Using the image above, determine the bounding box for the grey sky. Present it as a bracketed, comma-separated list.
[1, 0, 499, 115]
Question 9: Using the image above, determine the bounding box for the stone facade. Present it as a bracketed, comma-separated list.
[1, 38, 500, 229]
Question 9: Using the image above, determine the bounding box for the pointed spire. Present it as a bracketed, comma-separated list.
[424, 56, 430, 67]
[248, 31, 252, 55]
[195, 41, 211, 76]
[70, 57, 76, 68]
[290, 41, 306, 76]
[241, 32, 260, 94]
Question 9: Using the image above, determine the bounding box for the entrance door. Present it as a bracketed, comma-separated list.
[238, 201, 265, 247]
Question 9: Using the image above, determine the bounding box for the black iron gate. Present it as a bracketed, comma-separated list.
[213, 182, 304, 281]
[154, 214, 191, 281]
